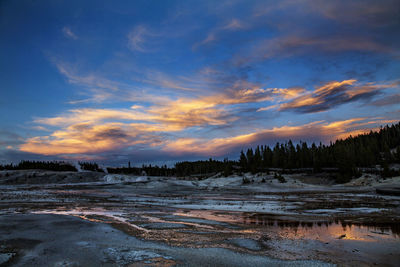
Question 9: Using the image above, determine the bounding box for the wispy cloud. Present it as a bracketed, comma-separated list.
[53, 58, 215, 102]
[62, 26, 78, 40]
[369, 93, 400, 107]
[0, 130, 24, 150]
[221, 18, 246, 30]
[257, 104, 279, 112]
[307, 0, 400, 27]
[33, 108, 149, 127]
[54, 61, 122, 91]
[279, 80, 399, 113]
[127, 25, 157, 52]
[194, 18, 246, 48]
[233, 35, 393, 66]
[253, 0, 399, 27]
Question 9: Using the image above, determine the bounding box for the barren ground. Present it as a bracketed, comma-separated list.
[0, 170, 399, 266]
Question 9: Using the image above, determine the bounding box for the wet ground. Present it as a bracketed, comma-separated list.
[0, 172, 399, 266]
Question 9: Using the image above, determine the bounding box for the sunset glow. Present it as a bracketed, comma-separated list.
[1, 0, 399, 164]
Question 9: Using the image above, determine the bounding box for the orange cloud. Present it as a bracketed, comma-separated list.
[20, 122, 160, 155]
[162, 118, 383, 156]
[279, 80, 397, 113]
[272, 87, 305, 99]
[20, 108, 394, 158]
[20, 74, 398, 158]
[314, 80, 357, 94]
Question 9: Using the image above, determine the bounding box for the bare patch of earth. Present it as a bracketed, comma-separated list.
[0, 171, 399, 266]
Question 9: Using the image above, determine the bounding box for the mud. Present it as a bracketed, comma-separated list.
[0, 171, 399, 266]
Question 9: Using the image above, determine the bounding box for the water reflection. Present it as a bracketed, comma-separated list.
[31, 206, 400, 243]
[33, 207, 150, 233]
[173, 210, 240, 224]
[242, 214, 400, 241]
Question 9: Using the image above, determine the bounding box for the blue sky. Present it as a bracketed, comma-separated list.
[0, 0, 399, 165]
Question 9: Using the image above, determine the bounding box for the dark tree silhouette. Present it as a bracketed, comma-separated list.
[2, 122, 399, 181]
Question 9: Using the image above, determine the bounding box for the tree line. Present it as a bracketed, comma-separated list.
[0, 160, 78, 172]
[238, 122, 400, 181]
[107, 164, 175, 176]
[1, 122, 399, 181]
[72, 122, 400, 180]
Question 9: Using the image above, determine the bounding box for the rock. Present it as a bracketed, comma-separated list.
[0, 253, 15, 265]
[102, 247, 169, 265]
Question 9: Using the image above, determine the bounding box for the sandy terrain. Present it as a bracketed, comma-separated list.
[0, 170, 399, 266]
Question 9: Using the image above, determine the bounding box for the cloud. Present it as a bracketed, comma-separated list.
[67, 89, 114, 104]
[53, 58, 217, 103]
[62, 26, 78, 40]
[148, 99, 232, 129]
[18, 83, 300, 156]
[32, 95, 236, 133]
[51, 59, 142, 104]
[23, 76, 396, 158]
[272, 87, 305, 99]
[54, 61, 121, 92]
[197, 33, 216, 46]
[194, 18, 246, 48]
[228, 0, 399, 67]
[138, 71, 205, 92]
[127, 25, 157, 52]
[22, 115, 389, 159]
[162, 118, 387, 156]
[253, 0, 399, 27]
[279, 80, 398, 113]
[20, 122, 160, 155]
[308, 0, 400, 27]
[221, 18, 246, 30]
[257, 105, 279, 112]
[233, 35, 393, 66]
[18, 77, 398, 159]
[0, 130, 24, 149]
[33, 108, 150, 127]
[369, 94, 400, 107]
[20, 53, 400, 160]
[49, 58, 310, 127]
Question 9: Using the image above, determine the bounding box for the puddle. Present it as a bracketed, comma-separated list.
[30, 206, 400, 244]
[242, 213, 400, 241]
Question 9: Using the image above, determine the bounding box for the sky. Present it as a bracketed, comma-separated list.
[0, 0, 399, 166]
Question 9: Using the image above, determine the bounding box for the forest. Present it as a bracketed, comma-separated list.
[1, 122, 400, 182]
[0, 160, 78, 172]
[237, 122, 400, 181]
